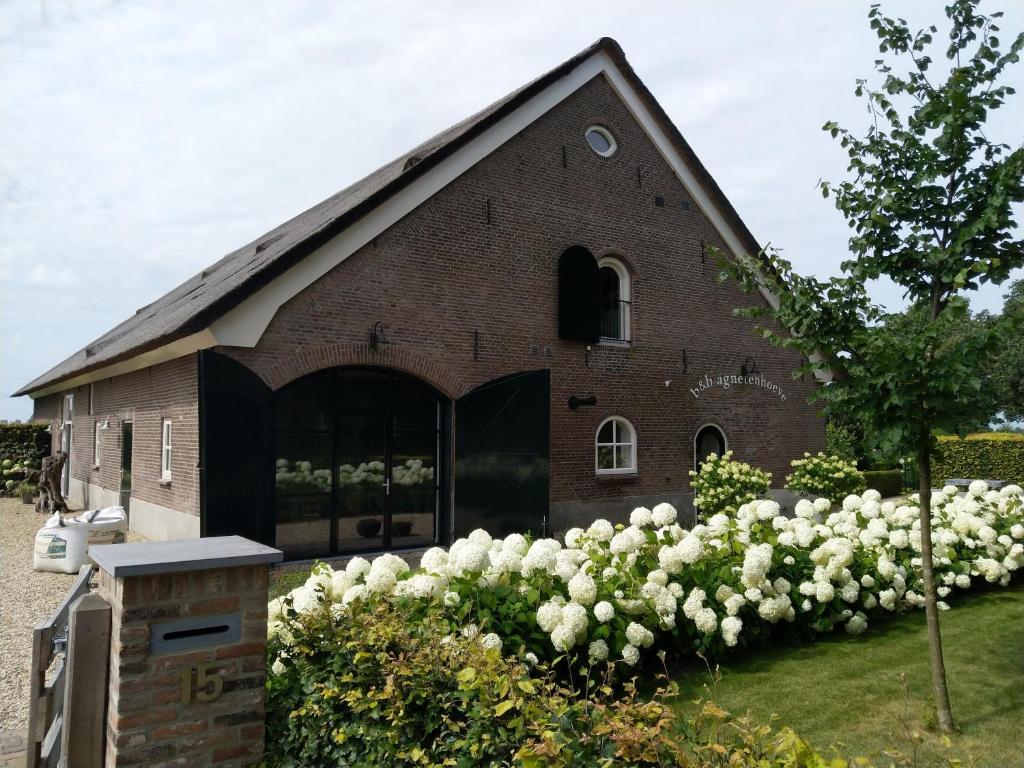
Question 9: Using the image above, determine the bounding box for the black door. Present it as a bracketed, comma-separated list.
[198, 350, 275, 545]
[454, 370, 549, 539]
[119, 421, 133, 514]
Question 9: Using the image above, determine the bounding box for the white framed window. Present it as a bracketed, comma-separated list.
[597, 256, 631, 343]
[161, 418, 173, 481]
[595, 416, 636, 475]
[93, 421, 101, 467]
[63, 393, 74, 424]
[584, 125, 617, 157]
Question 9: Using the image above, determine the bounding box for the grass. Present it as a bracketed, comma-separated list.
[670, 584, 1024, 767]
[269, 565, 313, 599]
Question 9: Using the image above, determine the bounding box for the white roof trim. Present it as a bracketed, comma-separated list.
[27, 330, 217, 399]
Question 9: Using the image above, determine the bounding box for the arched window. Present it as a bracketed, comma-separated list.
[598, 257, 631, 342]
[694, 424, 727, 472]
[596, 416, 636, 475]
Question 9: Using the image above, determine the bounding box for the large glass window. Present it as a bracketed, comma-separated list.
[274, 369, 443, 558]
[595, 416, 636, 475]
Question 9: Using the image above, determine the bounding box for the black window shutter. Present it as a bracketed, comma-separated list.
[558, 246, 600, 342]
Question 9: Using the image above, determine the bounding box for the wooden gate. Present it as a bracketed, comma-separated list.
[26, 565, 92, 768]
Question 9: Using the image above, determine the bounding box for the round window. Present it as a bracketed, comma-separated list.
[584, 125, 617, 157]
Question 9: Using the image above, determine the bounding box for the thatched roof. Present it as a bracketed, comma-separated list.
[17, 37, 763, 397]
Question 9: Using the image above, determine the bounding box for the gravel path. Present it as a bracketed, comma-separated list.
[0, 498, 145, 731]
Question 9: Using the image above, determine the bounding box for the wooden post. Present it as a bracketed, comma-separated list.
[60, 593, 111, 768]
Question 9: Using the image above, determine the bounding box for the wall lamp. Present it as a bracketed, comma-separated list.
[369, 321, 389, 350]
[568, 396, 597, 410]
[740, 356, 760, 377]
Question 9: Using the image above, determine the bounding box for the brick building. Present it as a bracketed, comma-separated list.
[17, 38, 824, 560]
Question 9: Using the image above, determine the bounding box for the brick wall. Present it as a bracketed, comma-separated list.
[33, 356, 200, 515]
[222, 73, 824, 507]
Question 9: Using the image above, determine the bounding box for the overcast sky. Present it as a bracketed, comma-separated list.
[1, 1, 1022, 421]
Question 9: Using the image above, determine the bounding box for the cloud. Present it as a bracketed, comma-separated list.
[1, 0, 1021, 419]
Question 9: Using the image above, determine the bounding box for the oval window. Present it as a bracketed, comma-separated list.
[584, 125, 617, 157]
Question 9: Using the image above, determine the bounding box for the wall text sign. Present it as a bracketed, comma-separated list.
[689, 373, 787, 401]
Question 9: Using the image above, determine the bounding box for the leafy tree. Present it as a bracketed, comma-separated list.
[990, 278, 1024, 421]
[717, 0, 1024, 732]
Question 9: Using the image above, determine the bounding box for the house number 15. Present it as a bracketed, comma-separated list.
[179, 661, 224, 705]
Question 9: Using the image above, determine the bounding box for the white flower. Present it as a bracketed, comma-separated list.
[721, 615, 743, 646]
[341, 584, 368, 605]
[481, 632, 502, 652]
[815, 582, 835, 603]
[345, 557, 371, 578]
[443, 591, 461, 607]
[588, 639, 609, 663]
[564, 528, 584, 549]
[551, 624, 576, 652]
[813, 498, 831, 514]
[621, 643, 640, 666]
[625, 622, 654, 648]
[537, 601, 564, 632]
[588, 519, 615, 541]
[845, 612, 868, 635]
[568, 572, 598, 606]
[968, 480, 989, 496]
[860, 574, 876, 589]
[652, 502, 678, 527]
[630, 507, 654, 527]
[889, 529, 910, 549]
[524, 652, 539, 665]
[271, 658, 286, 676]
[694, 607, 718, 634]
[561, 602, 589, 639]
[647, 569, 669, 587]
[593, 601, 615, 623]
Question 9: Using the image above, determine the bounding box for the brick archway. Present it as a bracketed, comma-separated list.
[262, 342, 464, 398]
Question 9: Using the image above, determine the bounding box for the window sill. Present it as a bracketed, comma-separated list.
[159, 478, 172, 487]
[597, 339, 631, 349]
[595, 472, 638, 484]
[92, 464, 100, 471]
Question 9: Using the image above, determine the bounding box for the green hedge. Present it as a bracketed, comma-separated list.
[0, 422, 49, 496]
[862, 469, 903, 498]
[933, 433, 1024, 486]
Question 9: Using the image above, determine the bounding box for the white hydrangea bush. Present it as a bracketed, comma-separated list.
[784, 452, 866, 502]
[270, 483, 1024, 670]
[688, 451, 772, 517]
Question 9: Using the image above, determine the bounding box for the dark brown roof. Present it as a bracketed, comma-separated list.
[16, 37, 763, 397]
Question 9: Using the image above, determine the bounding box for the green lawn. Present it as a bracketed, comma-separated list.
[269, 565, 312, 600]
[670, 584, 1024, 767]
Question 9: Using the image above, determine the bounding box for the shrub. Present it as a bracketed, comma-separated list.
[266, 599, 933, 767]
[862, 469, 903, 498]
[689, 450, 772, 517]
[933, 432, 1024, 485]
[785, 452, 865, 502]
[268, 600, 689, 766]
[0, 422, 48, 497]
[274, 485, 1024, 673]
[824, 420, 860, 463]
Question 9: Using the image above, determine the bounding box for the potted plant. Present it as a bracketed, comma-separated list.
[15, 480, 36, 505]
[356, 518, 382, 538]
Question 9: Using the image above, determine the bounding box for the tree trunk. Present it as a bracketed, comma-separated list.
[36, 450, 69, 516]
[917, 436, 955, 733]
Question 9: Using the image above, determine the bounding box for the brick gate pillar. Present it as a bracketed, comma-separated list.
[90, 536, 282, 767]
